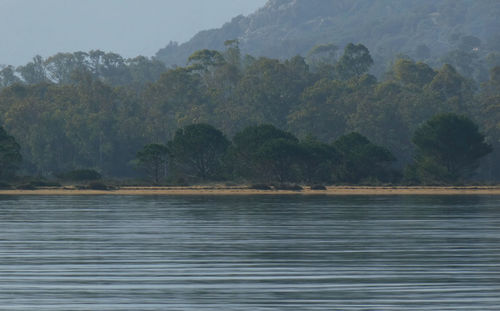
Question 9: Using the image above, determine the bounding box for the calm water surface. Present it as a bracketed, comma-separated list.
[0, 195, 499, 310]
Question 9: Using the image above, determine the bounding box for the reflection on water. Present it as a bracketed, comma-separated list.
[0, 195, 499, 310]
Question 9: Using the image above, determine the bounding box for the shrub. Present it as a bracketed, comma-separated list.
[249, 184, 272, 190]
[274, 184, 303, 191]
[87, 181, 108, 190]
[16, 183, 37, 190]
[29, 180, 61, 187]
[0, 181, 12, 189]
[310, 184, 327, 190]
[59, 169, 102, 181]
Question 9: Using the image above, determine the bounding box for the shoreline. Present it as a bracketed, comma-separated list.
[1, 186, 500, 196]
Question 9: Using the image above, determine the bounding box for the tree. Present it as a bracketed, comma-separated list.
[333, 132, 396, 183]
[187, 49, 225, 73]
[392, 58, 436, 87]
[299, 137, 339, 184]
[223, 39, 241, 68]
[143, 67, 207, 141]
[126, 56, 166, 89]
[0, 65, 21, 88]
[135, 144, 169, 183]
[411, 114, 492, 182]
[306, 43, 339, 76]
[288, 77, 368, 141]
[16, 55, 48, 84]
[476, 67, 500, 181]
[255, 138, 305, 183]
[426, 64, 474, 113]
[0, 126, 22, 180]
[44, 52, 90, 84]
[336, 43, 373, 80]
[231, 124, 298, 180]
[170, 124, 230, 180]
[231, 57, 308, 129]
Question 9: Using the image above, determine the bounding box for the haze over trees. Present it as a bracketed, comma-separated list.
[0, 0, 498, 185]
[409, 114, 492, 183]
[0, 39, 497, 185]
[0, 126, 22, 180]
[156, 0, 500, 81]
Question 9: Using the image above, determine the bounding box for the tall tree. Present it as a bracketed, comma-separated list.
[231, 124, 298, 181]
[170, 124, 230, 180]
[411, 113, 492, 182]
[135, 144, 169, 183]
[16, 55, 48, 84]
[0, 65, 21, 88]
[255, 138, 305, 183]
[306, 43, 339, 77]
[333, 132, 396, 183]
[0, 126, 22, 180]
[336, 43, 373, 80]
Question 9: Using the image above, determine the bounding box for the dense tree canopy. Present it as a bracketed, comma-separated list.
[135, 144, 169, 183]
[333, 133, 396, 183]
[411, 114, 492, 182]
[169, 124, 230, 180]
[0, 126, 22, 180]
[0, 42, 498, 185]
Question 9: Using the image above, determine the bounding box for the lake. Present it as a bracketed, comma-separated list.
[0, 195, 499, 310]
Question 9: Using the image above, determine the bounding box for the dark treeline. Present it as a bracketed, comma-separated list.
[0, 41, 498, 184]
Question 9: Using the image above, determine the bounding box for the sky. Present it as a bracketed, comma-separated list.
[0, 0, 267, 66]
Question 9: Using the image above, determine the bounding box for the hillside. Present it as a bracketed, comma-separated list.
[155, 0, 500, 75]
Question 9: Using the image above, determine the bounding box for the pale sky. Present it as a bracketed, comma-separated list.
[0, 0, 267, 66]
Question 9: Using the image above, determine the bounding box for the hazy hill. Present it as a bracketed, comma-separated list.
[156, 0, 500, 73]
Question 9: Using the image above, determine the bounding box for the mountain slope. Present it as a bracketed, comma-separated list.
[155, 0, 500, 71]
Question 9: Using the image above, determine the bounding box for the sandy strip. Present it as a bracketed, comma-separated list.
[1, 186, 500, 195]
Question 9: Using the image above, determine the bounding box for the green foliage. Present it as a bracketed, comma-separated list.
[336, 43, 373, 80]
[255, 138, 305, 183]
[135, 144, 169, 183]
[0, 66, 21, 88]
[170, 123, 230, 180]
[155, 0, 499, 81]
[228, 57, 310, 130]
[9, 51, 166, 88]
[58, 169, 102, 181]
[392, 59, 436, 87]
[306, 43, 339, 75]
[333, 133, 396, 183]
[0, 126, 22, 180]
[299, 137, 339, 183]
[232, 124, 298, 181]
[411, 113, 492, 182]
[87, 181, 109, 190]
[231, 125, 339, 183]
[187, 49, 225, 72]
[1, 41, 500, 184]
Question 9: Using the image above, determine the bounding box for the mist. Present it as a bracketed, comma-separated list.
[0, 0, 266, 66]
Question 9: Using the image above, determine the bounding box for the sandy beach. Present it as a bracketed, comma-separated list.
[1, 185, 500, 195]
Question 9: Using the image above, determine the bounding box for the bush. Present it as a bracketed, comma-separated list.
[16, 183, 37, 190]
[249, 184, 272, 190]
[87, 181, 109, 190]
[0, 181, 12, 189]
[28, 180, 61, 187]
[274, 184, 303, 191]
[310, 184, 327, 190]
[58, 169, 102, 181]
[174, 177, 189, 186]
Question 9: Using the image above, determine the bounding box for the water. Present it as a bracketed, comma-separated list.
[0, 195, 499, 310]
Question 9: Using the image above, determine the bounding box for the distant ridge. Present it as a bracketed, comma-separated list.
[155, 0, 500, 72]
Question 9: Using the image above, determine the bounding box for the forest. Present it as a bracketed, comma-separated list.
[0, 41, 498, 186]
